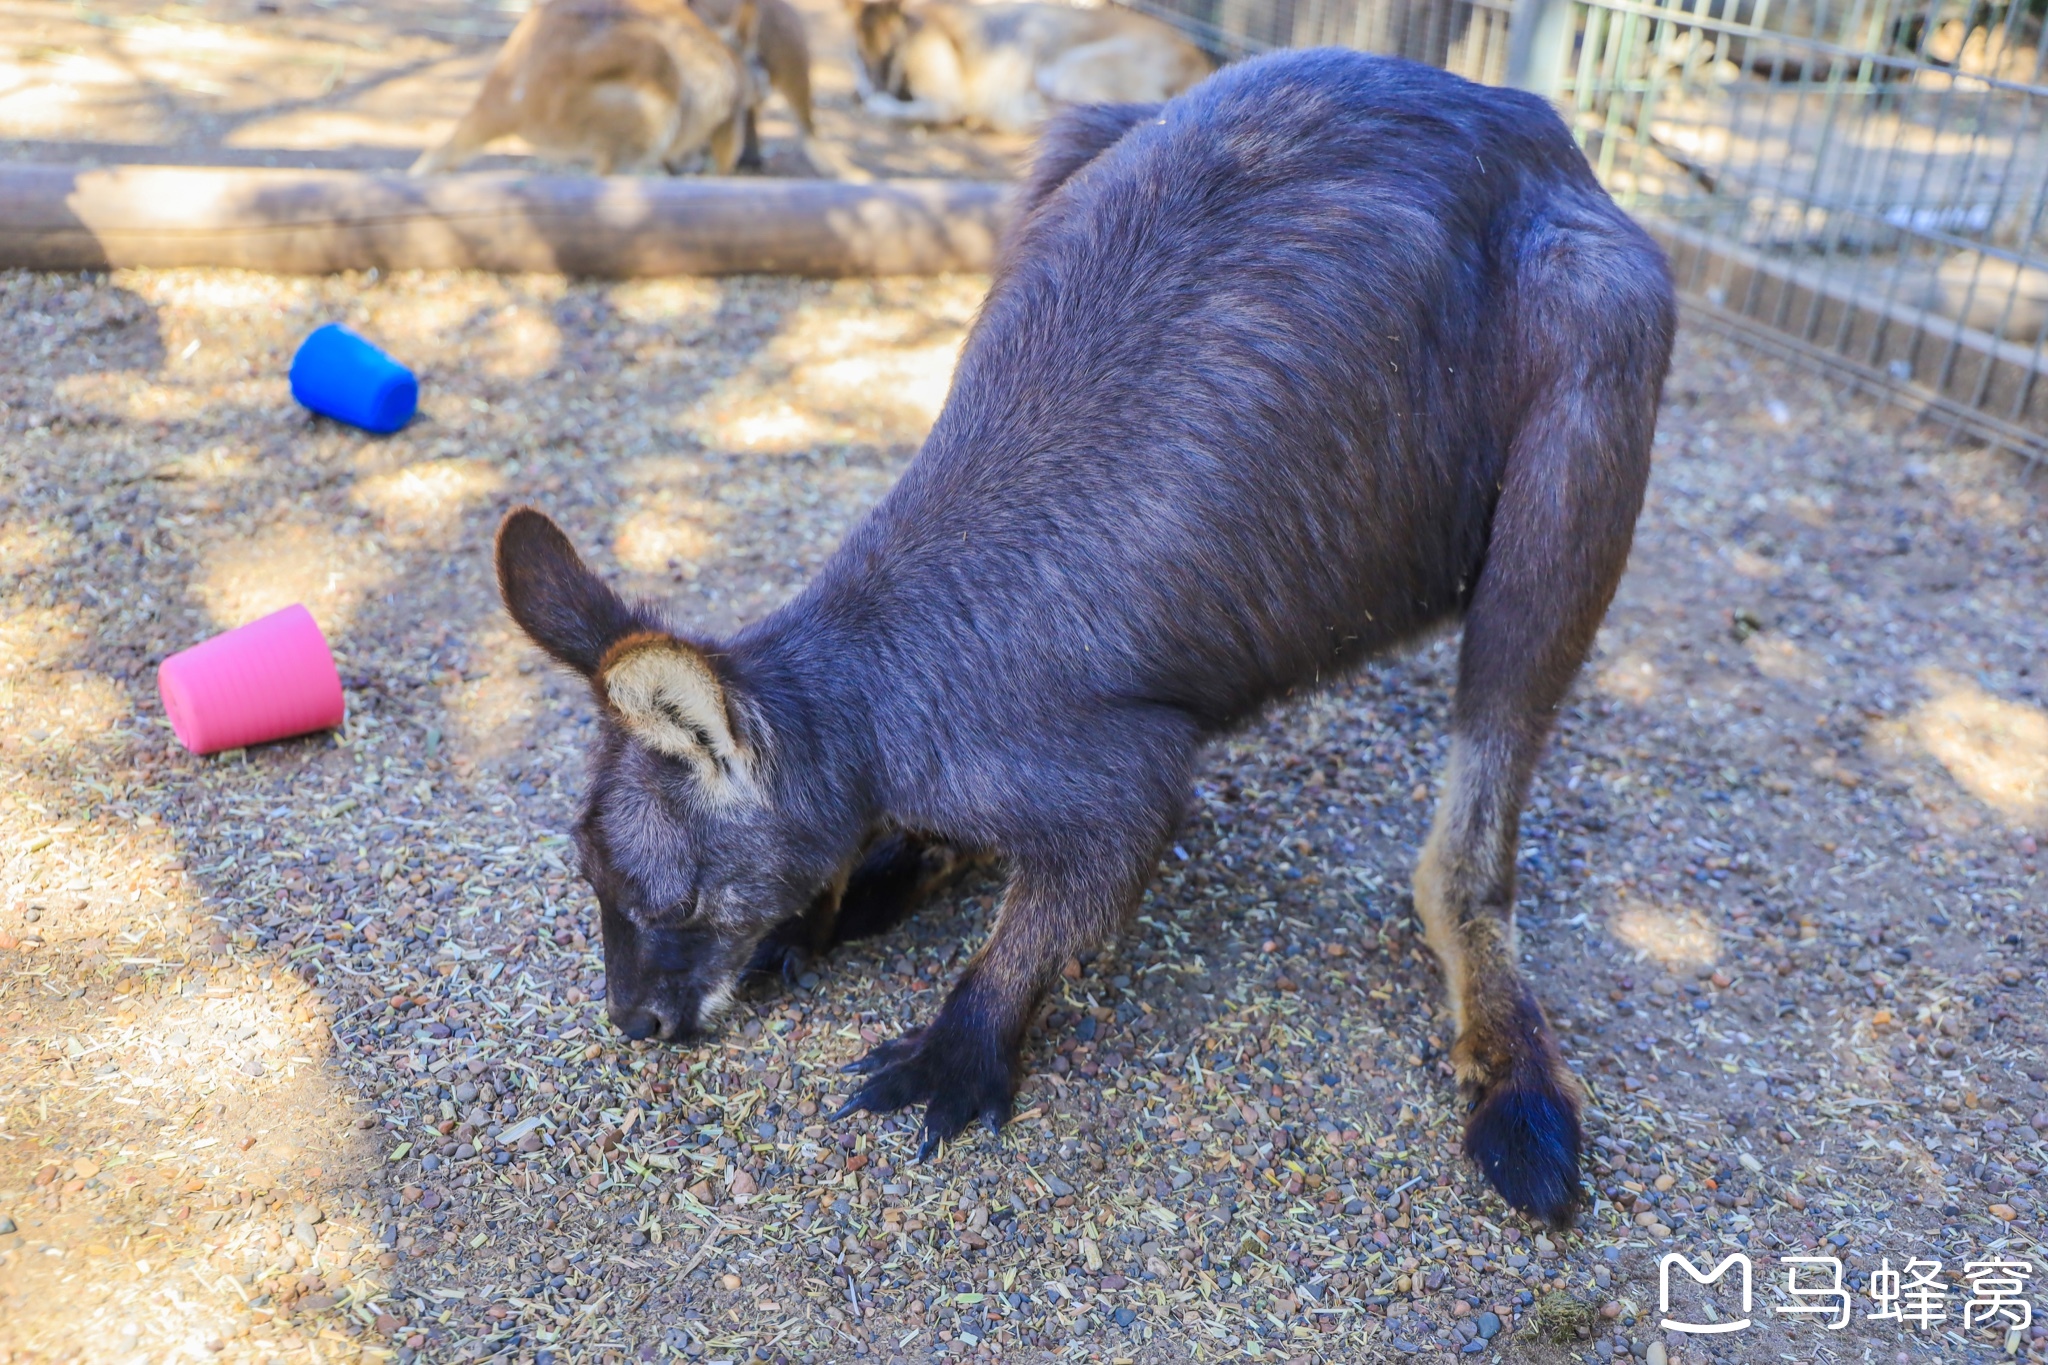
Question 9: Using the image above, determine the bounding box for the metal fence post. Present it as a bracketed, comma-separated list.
[1507, 0, 1572, 95]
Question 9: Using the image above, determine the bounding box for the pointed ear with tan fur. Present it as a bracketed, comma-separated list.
[598, 633, 755, 791]
[497, 507, 639, 676]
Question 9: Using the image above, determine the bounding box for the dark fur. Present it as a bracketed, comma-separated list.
[745, 834, 980, 981]
[497, 49, 1674, 1226]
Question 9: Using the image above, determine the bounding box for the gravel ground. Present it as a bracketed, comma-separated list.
[0, 266, 2045, 1365]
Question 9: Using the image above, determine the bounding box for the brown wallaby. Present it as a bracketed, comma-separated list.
[689, 0, 816, 171]
[847, 0, 1212, 133]
[496, 50, 1675, 1229]
[410, 0, 755, 176]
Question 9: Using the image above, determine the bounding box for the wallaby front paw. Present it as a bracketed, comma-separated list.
[831, 1025, 1013, 1159]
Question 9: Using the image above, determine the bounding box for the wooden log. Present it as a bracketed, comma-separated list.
[0, 164, 1012, 277]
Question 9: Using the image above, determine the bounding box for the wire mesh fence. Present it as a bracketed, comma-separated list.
[1556, 0, 2048, 461]
[1121, 0, 1516, 81]
[1125, 0, 2048, 463]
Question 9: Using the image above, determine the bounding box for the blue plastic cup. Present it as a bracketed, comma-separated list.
[289, 324, 418, 434]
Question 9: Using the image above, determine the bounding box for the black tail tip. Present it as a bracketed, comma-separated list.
[1465, 1080, 1585, 1231]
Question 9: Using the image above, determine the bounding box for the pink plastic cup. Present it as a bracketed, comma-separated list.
[157, 604, 347, 755]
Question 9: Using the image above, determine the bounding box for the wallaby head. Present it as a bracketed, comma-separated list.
[846, 0, 913, 98]
[495, 507, 848, 1043]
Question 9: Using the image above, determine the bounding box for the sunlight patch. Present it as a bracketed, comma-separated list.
[1746, 634, 1824, 687]
[1610, 898, 1720, 969]
[0, 603, 90, 672]
[607, 277, 724, 326]
[145, 273, 283, 314]
[615, 455, 712, 487]
[615, 508, 717, 574]
[713, 403, 834, 453]
[476, 306, 563, 380]
[1594, 652, 1659, 704]
[193, 518, 390, 634]
[438, 626, 549, 763]
[141, 443, 259, 484]
[1896, 667, 2048, 827]
[1722, 545, 1784, 580]
[351, 459, 504, 531]
[799, 340, 961, 433]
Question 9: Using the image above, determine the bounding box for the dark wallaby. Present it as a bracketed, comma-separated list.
[497, 48, 1674, 1228]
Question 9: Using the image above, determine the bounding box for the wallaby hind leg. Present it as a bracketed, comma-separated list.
[1413, 288, 1664, 1228]
[768, 32, 812, 135]
[736, 107, 765, 171]
[708, 114, 741, 178]
[759, 20, 853, 178]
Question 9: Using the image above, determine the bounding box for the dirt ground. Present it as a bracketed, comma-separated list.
[1, 5, 2047, 1360]
[0, 0, 1030, 179]
[0, 255, 2045, 1365]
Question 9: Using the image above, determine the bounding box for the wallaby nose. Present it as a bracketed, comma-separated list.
[612, 1005, 664, 1041]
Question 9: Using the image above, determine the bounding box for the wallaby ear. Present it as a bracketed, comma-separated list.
[496, 507, 639, 676]
[597, 634, 753, 789]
